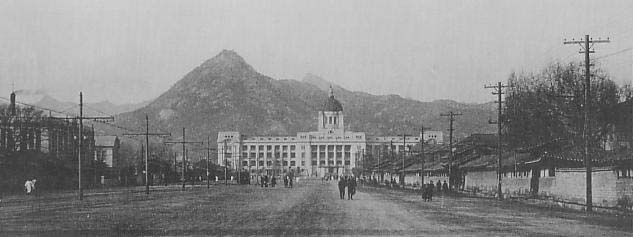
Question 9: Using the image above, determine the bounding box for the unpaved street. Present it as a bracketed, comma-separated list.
[1, 179, 632, 236]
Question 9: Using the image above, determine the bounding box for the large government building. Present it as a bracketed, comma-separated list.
[217, 88, 443, 178]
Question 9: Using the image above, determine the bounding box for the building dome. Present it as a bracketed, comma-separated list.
[322, 86, 343, 112]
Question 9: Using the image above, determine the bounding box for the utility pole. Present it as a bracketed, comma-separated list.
[76, 92, 113, 200]
[123, 115, 170, 194]
[419, 125, 432, 187]
[164, 128, 202, 191]
[440, 111, 462, 190]
[564, 35, 609, 212]
[173, 152, 177, 183]
[207, 136, 212, 189]
[485, 82, 509, 200]
[397, 133, 412, 189]
[191, 137, 216, 189]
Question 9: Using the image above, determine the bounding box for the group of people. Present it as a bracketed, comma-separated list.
[337, 176, 357, 200]
[421, 180, 450, 202]
[283, 176, 293, 188]
[260, 175, 294, 188]
[260, 175, 276, 187]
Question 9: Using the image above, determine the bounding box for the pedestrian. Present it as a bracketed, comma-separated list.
[271, 176, 277, 187]
[215, 176, 219, 182]
[264, 175, 269, 187]
[31, 179, 36, 195]
[260, 176, 265, 188]
[24, 179, 33, 195]
[347, 177, 357, 200]
[338, 176, 347, 199]
[289, 177, 293, 188]
[436, 180, 442, 193]
[423, 181, 434, 202]
[442, 180, 449, 192]
[284, 176, 288, 188]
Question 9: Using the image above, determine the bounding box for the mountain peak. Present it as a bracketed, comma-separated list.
[198, 49, 257, 77]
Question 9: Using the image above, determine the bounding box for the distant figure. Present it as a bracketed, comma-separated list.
[347, 177, 357, 200]
[284, 176, 289, 188]
[264, 175, 269, 187]
[338, 177, 347, 199]
[271, 176, 277, 187]
[215, 176, 219, 182]
[24, 179, 33, 195]
[423, 181, 433, 202]
[260, 176, 265, 188]
[442, 181, 449, 192]
[436, 180, 442, 192]
[289, 177, 293, 188]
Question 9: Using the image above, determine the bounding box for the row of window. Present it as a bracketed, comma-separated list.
[238, 144, 357, 152]
[310, 151, 352, 159]
[225, 152, 354, 160]
[241, 145, 301, 151]
[309, 145, 352, 151]
[225, 152, 305, 159]
[238, 160, 352, 167]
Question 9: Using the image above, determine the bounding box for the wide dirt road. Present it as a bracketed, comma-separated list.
[1, 179, 632, 236]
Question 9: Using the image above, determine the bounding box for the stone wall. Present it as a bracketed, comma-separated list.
[539, 168, 619, 207]
[464, 170, 497, 195]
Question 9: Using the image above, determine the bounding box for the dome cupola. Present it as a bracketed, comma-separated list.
[322, 86, 343, 112]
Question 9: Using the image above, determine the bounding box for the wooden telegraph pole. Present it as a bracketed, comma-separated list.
[190, 137, 216, 189]
[440, 111, 462, 190]
[564, 35, 609, 212]
[419, 125, 432, 186]
[485, 82, 509, 200]
[76, 92, 113, 200]
[123, 115, 170, 194]
[165, 128, 203, 191]
[397, 133, 412, 189]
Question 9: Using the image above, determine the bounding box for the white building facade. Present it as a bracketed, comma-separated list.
[217, 89, 443, 178]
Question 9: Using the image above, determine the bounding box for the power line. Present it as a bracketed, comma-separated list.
[595, 46, 633, 60]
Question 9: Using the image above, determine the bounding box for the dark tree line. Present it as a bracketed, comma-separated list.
[505, 62, 623, 149]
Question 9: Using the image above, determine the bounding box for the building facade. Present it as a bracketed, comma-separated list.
[94, 135, 120, 168]
[217, 88, 443, 178]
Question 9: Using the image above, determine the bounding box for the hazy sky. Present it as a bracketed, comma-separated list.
[1, 0, 632, 104]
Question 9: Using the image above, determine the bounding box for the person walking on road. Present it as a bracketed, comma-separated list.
[271, 176, 277, 187]
[436, 180, 442, 193]
[24, 179, 33, 195]
[338, 177, 347, 199]
[442, 181, 449, 192]
[347, 177, 357, 200]
[423, 181, 433, 202]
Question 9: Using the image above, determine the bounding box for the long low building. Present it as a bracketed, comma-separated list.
[217, 88, 443, 178]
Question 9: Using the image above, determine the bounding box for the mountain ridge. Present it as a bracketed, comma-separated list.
[113, 50, 496, 155]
